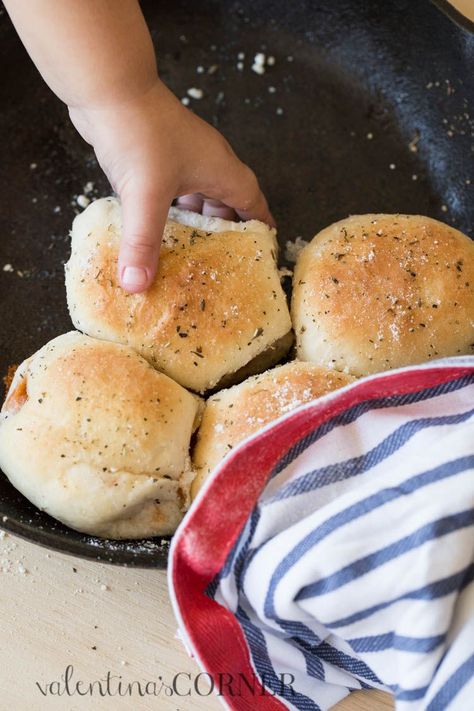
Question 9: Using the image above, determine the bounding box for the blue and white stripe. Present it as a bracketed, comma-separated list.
[207, 358, 474, 710]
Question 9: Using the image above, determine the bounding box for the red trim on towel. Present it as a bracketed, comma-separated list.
[171, 365, 472, 710]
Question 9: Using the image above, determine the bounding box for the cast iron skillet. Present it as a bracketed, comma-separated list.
[0, 0, 473, 567]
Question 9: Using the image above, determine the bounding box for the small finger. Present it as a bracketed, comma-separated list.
[206, 155, 275, 227]
[202, 198, 237, 220]
[175, 193, 204, 213]
[119, 186, 171, 293]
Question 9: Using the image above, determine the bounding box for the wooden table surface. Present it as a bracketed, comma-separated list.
[0, 532, 393, 711]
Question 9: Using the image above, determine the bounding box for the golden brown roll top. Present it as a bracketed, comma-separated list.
[191, 361, 355, 498]
[65, 198, 293, 393]
[292, 214, 474, 376]
[0, 332, 202, 538]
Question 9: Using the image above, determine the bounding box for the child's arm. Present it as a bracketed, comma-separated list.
[4, 0, 273, 292]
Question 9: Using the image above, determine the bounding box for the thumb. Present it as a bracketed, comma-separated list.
[118, 185, 171, 293]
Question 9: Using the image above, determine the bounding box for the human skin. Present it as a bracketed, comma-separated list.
[4, 0, 274, 292]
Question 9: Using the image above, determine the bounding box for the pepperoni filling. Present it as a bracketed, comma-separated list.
[4, 375, 28, 414]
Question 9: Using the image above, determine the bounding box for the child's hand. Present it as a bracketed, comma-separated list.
[70, 81, 273, 292]
[4, 0, 273, 293]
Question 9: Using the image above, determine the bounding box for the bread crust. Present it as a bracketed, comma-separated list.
[0, 332, 202, 538]
[292, 214, 474, 376]
[191, 361, 354, 498]
[65, 198, 292, 393]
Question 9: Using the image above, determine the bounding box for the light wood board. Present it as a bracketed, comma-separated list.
[0, 532, 393, 710]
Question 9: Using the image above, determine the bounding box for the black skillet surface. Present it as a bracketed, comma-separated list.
[0, 0, 473, 567]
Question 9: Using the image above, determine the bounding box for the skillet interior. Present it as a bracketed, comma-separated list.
[0, 0, 472, 566]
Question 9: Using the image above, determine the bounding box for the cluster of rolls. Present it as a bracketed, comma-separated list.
[0, 198, 473, 539]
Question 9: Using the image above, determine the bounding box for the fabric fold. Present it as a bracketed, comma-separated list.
[169, 358, 474, 710]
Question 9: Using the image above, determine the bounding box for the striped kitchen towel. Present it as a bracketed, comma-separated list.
[169, 357, 474, 710]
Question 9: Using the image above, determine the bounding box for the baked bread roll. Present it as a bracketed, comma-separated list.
[65, 198, 293, 393]
[191, 361, 354, 498]
[0, 332, 202, 539]
[292, 214, 474, 376]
